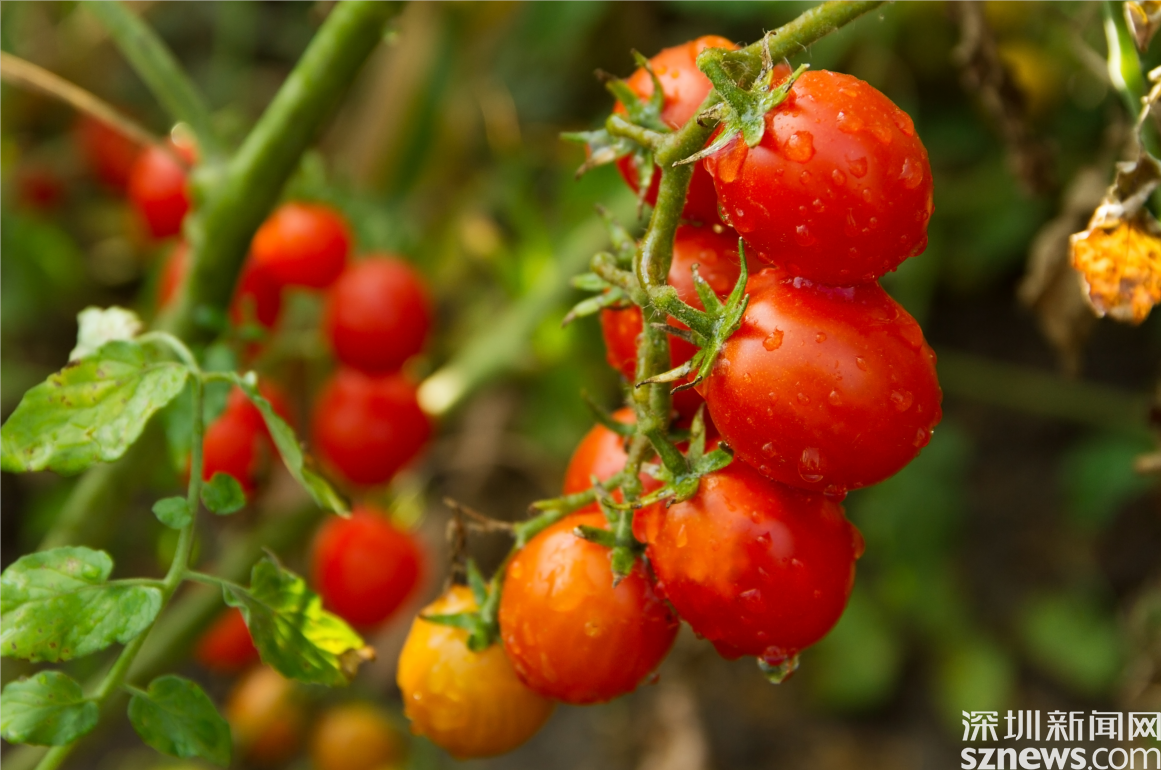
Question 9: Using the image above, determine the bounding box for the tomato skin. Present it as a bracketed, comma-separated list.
[323, 256, 432, 373]
[76, 116, 140, 190]
[397, 586, 554, 759]
[128, 145, 190, 239]
[194, 607, 259, 673]
[201, 410, 265, 493]
[563, 408, 662, 504]
[310, 703, 405, 770]
[251, 202, 351, 289]
[699, 269, 941, 494]
[613, 36, 738, 224]
[311, 507, 423, 628]
[311, 368, 431, 486]
[703, 70, 933, 285]
[634, 460, 862, 663]
[499, 512, 678, 704]
[225, 667, 306, 767]
[157, 243, 283, 329]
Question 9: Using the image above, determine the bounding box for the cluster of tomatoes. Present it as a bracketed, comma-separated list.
[395, 36, 942, 759]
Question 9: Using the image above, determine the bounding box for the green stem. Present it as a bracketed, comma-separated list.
[1104, 0, 1147, 119]
[86, 1, 222, 157]
[183, 570, 243, 591]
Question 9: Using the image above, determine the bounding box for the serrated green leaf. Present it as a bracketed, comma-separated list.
[200, 473, 245, 515]
[223, 557, 369, 686]
[70, 306, 143, 362]
[0, 547, 161, 662]
[0, 671, 98, 745]
[127, 675, 231, 767]
[152, 496, 191, 529]
[233, 378, 347, 514]
[1, 341, 190, 475]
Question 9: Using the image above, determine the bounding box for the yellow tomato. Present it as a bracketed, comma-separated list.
[396, 586, 554, 759]
[310, 703, 406, 770]
[225, 667, 306, 767]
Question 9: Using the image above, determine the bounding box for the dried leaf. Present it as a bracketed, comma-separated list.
[1126, 1, 1161, 53]
[1071, 215, 1161, 324]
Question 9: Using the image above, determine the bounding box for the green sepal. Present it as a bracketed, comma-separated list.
[573, 524, 618, 549]
[200, 472, 246, 515]
[582, 393, 635, 438]
[421, 562, 501, 652]
[562, 287, 630, 327]
[0, 671, 98, 746]
[561, 127, 638, 177]
[640, 442, 735, 507]
[571, 272, 613, 292]
[152, 496, 191, 529]
[127, 675, 231, 767]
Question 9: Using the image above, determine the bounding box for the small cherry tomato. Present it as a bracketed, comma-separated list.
[194, 607, 259, 674]
[310, 702, 406, 770]
[499, 512, 678, 704]
[613, 36, 739, 224]
[323, 256, 432, 374]
[128, 144, 190, 239]
[634, 459, 862, 667]
[311, 506, 423, 629]
[251, 202, 351, 289]
[562, 408, 662, 506]
[311, 368, 431, 487]
[703, 70, 933, 284]
[225, 666, 306, 767]
[201, 410, 265, 493]
[157, 244, 283, 329]
[699, 268, 941, 495]
[75, 115, 140, 190]
[397, 586, 555, 759]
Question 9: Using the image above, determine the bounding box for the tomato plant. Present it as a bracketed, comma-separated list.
[127, 144, 190, 239]
[158, 243, 283, 329]
[250, 202, 351, 289]
[194, 607, 259, 674]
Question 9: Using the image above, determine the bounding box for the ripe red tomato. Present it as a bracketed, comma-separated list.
[75, 116, 140, 190]
[157, 243, 283, 329]
[310, 703, 405, 770]
[698, 268, 941, 495]
[634, 459, 862, 666]
[195, 607, 259, 673]
[323, 256, 432, 373]
[613, 36, 738, 224]
[398, 586, 555, 758]
[562, 408, 662, 505]
[311, 368, 431, 486]
[226, 667, 306, 767]
[311, 506, 423, 628]
[498, 511, 678, 704]
[128, 144, 190, 239]
[251, 202, 351, 289]
[201, 409, 265, 493]
[703, 70, 933, 284]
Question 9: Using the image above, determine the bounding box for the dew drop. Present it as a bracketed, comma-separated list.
[798, 447, 823, 483]
[824, 484, 847, 501]
[828, 390, 842, 406]
[761, 442, 776, 457]
[740, 588, 762, 605]
[844, 210, 858, 238]
[799, 170, 811, 185]
[890, 390, 914, 411]
[836, 110, 864, 134]
[784, 130, 815, 162]
[815, 331, 827, 343]
[914, 427, 931, 448]
[715, 138, 748, 184]
[796, 392, 810, 405]
[900, 323, 925, 350]
[908, 234, 929, 257]
[847, 155, 868, 178]
[869, 122, 892, 145]
[811, 198, 825, 213]
[892, 108, 915, 136]
[758, 652, 800, 684]
[794, 225, 816, 247]
[584, 620, 602, 638]
[900, 157, 924, 189]
[868, 216, 879, 231]
[855, 356, 868, 371]
[831, 168, 847, 187]
[861, 188, 873, 203]
[763, 329, 784, 351]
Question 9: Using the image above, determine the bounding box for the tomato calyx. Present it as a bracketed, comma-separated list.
[563, 210, 642, 325]
[638, 406, 732, 506]
[420, 561, 502, 652]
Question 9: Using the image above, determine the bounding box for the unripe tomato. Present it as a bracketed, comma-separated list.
[699, 268, 942, 495]
[251, 202, 351, 289]
[562, 408, 662, 507]
[613, 36, 739, 224]
[499, 512, 678, 704]
[225, 667, 306, 767]
[310, 703, 406, 770]
[703, 70, 933, 284]
[397, 586, 554, 759]
[311, 507, 423, 628]
[194, 607, 259, 673]
[634, 460, 862, 666]
[311, 369, 431, 487]
[128, 144, 190, 239]
[75, 115, 139, 190]
[156, 244, 283, 329]
[323, 256, 432, 374]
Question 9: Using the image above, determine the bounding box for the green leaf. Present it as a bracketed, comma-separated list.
[0, 671, 98, 746]
[127, 675, 231, 767]
[1, 341, 190, 475]
[152, 496, 191, 529]
[200, 473, 246, 515]
[233, 376, 348, 514]
[1020, 590, 1124, 696]
[223, 557, 369, 686]
[0, 547, 161, 662]
[70, 306, 143, 362]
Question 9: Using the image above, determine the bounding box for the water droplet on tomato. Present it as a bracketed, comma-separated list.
[797, 392, 810, 405]
[869, 122, 892, 144]
[740, 588, 762, 604]
[836, 110, 864, 134]
[862, 188, 873, 203]
[798, 447, 823, 483]
[828, 390, 842, 406]
[794, 225, 816, 246]
[913, 427, 931, 448]
[892, 108, 915, 136]
[811, 198, 825, 213]
[824, 484, 847, 501]
[855, 356, 868, 371]
[815, 331, 827, 343]
[584, 620, 602, 638]
[831, 168, 847, 187]
[847, 155, 868, 178]
[908, 235, 928, 257]
[676, 524, 688, 547]
[900, 323, 924, 350]
[758, 652, 800, 683]
[743, 372, 752, 384]
[900, 157, 924, 189]
[763, 329, 784, 351]
[784, 131, 815, 163]
[761, 441, 775, 457]
[890, 390, 913, 411]
[844, 210, 858, 238]
[868, 217, 878, 230]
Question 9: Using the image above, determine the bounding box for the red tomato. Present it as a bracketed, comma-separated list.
[499, 512, 678, 704]
[311, 506, 423, 628]
[613, 36, 739, 224]
[128, 144, 190, 239]
[634, 460, 862, 666]
[311, 368, 431, 486]
[201, 410, 265, 493]
[157, 244, 283, 329]
[16, 163, 65, 211]
[251, 202, 351, 289]
[75, 116, 140, 190]
[224, 381, 295, 432]
[562, 408, 662, 505]
[703, 70, 933, 285]
[699, 268, 942, 495]
[323, 256, 432, 373]
[195, 607, 259, 673]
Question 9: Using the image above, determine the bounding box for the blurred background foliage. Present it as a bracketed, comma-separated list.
[2, 2, 1161, 769]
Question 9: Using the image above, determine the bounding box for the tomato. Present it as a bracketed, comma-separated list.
[599, 224, 747, 416]
[562, 408, 662, 503]
[194, 607, 259, 673]
[613, 36, 739, 224]
[311, 506, 423, 628]
[224, 381, 295, 433]
[499, 511, 678, 704]
[634, 459, 862, 667]
[699, 268, 941, 495]
[251, 202, 351, 289]
[225, 667, 306, 767]
[323, 256, 432, 373]
[157, 243, 283, 329]
[128, 144, 190, 239]
[397, 586, 554, 758]
[703, 70, 933, 285]
[310, 703, 405, 770]
[16, 163, 65, 211]
[75, 116, 139, 190]
[311, 368, 431, 486]
[201, 410, 265, 493]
